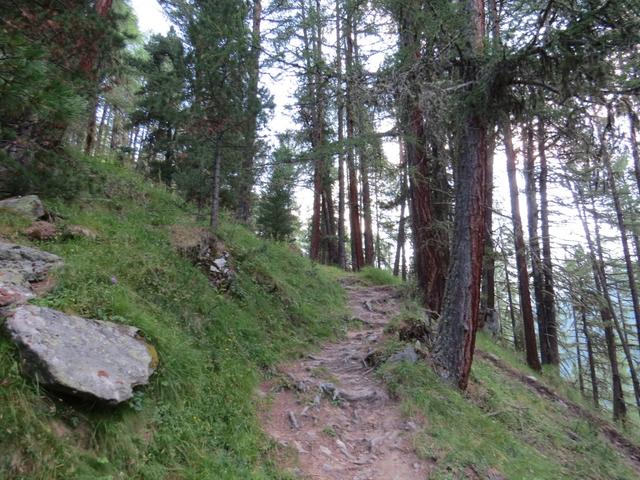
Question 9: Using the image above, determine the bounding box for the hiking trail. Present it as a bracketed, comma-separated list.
[259, 280, 430, 480]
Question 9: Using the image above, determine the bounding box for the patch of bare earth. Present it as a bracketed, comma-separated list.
[260, 282, 431, 480]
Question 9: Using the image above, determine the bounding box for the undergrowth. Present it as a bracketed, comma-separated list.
[0, 157, 346, 480]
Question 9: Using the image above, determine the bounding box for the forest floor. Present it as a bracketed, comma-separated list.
[260, 279, 431, 480]
[260, 277, 640, 480]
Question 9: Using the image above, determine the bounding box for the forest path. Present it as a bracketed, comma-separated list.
[260, 280, 430, 479]
[477, 350, 640, 475]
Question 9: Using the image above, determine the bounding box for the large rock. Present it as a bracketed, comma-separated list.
[0, 240, 63, 288]
[3, 305, 157, 404]
[0, 195, 46, 220]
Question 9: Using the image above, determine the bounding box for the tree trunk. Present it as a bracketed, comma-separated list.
[302, 0, 323, 262]
[398, 18, 449, 314]
[573, 185, 626, 421]
[503, 118, 541, 371]
[601, 130, 640, 348]
[95, 104, 109, 156]
[537, 118, 560, 365]
[84, 93, 99, 155]
[394, 144, 408, 277]
[335, 0, 346, 269]
[432, 0, 488, 390]
[345, 3, 364, 270]
[480, 127, 496, 328]
[572, 304, 585, 395]
[210, 135, 223, 232]
[524, 122, 549, 364]
[628, 104, 640, 195]
[361, 152, 375, 266]
[503, 253, 520, 351]
[580, 305, 600, 408]
[236, 0, 262, 223]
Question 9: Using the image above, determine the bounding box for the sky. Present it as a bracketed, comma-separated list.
[131, 0, 171, 35]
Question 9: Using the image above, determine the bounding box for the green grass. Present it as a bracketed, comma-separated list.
[0, 158, 347, 479]
[356, 266, 401, 286]
[377, 332, 638, 479]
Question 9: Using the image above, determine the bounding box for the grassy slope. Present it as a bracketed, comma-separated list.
[0, 159, 346, 480]
[379, 329, 638, 479]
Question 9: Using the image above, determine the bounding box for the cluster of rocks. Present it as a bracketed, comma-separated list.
[1, 195, 155, 405]
[170, 226, 235, 290]
[0, 194, 97, 241]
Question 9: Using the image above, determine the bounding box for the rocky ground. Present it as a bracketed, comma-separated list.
[260, 281, 430, 480]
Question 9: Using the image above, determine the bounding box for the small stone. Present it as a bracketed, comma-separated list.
[288, 411, 300, 429]
[320, 382, 337, 399]
[293, 440, 307, 454]
[338, 387, 378, 403]
[404, 420, 418, 431]
[65, 225, 98, 240]
[387, 345, 418, 365]
[319, 445, 332, 456]
[24, 221, 58, 241]
[213, 257, 227, 270]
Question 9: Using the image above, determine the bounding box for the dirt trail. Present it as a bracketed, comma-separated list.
[260, 281, 429, 480]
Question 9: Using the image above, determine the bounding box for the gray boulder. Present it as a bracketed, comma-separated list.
[0, 240, 63, 287]
[3, 305, 157, 404]
[0, 195, 45, 220]
[387, 345, 418, 365]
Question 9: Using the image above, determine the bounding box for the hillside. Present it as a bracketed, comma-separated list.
[1, 159, 640, 479]
[0, 158, 346, 479]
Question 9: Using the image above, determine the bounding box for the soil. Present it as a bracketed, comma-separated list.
[260, 281, 430, 480]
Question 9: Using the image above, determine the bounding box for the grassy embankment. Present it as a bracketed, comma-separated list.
[375, 280, 640, 479]
[0, 157, 347, 480]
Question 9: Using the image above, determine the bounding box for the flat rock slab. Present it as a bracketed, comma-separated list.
[3, 305, 157, 404]
[0, 240, 63, 287]
[0, 195, 45, 220]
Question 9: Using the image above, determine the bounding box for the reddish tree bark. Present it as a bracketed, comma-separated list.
[397, 8, 449, 313]
[361, 154, 375, 266]
[345, 3, 364, 270]
[432, 0, 488, 390]
[335, 0, 346, 269]
[504, 118, 541, 371]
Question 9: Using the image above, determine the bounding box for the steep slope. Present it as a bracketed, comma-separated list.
[0, 159, 346, 479]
